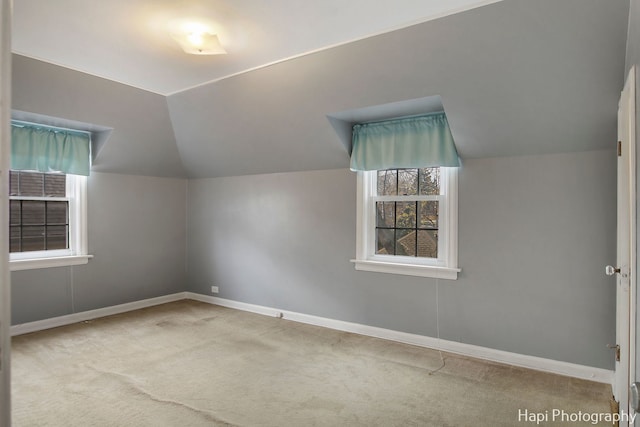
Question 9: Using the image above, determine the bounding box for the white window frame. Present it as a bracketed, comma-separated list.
[352, 167, 460, 280]
[9, 172, 90, 271]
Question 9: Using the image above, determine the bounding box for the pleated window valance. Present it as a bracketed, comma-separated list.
[11, 121, 91, 176]
[349, 112, 460, 171]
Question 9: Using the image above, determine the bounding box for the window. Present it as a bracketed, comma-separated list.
[347, 110, 460, 278]
[353, 166, 460, 280]
[9, 170, 88, 271]
[8, 118, 92, 270]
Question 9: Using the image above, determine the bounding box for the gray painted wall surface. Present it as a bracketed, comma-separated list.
[187, 150, 616, 369]
[626, 0, 639, 73]
[450, 152, 615, 367]
[11, 172, 187, 324]
[11, 55, 186, 178]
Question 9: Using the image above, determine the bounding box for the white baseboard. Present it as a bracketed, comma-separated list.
[186, 293, 613, 385]
[10, 292, 187, 336]
[11, 291, 614, 385]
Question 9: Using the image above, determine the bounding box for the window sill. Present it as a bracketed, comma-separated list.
[351, 259, 460, 280]
[10, 255, 93, 271]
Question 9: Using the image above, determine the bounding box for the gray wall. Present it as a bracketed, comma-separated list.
[11, 172, 187, 324]
[626, 0, 639, 73]
[187, 150, 616, 369]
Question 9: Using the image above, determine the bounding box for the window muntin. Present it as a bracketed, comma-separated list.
[375, 168, 440, 259]
[10, 171, 70, 253]
[353, 166, 459, 280]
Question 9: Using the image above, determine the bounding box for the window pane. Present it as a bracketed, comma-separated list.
[418, 201, 439, 229]
[22, 226, 45, 251]
[10, 172, 72, 254]
[10, 227, 21, 252]
[396, 202, 416, 228]
[9, 171, 19, 196]
[22, 201, 45, 225]
[19, 172, 44, 197]
[10, 201, 21, 226]
[8, 171, 80, 256]
[377, 170, 397, 195]
[398, 169, 418, 196]
[44, 174, 66, 197]
[396, 229, 416, 256]
[46, 226, 68, 250]
[419, 168, 440, 195]
[376, 202, 395, 228]
[417, 230, 438, 258]
[47, 202, 68, 225]
[376, 228, 395, 255]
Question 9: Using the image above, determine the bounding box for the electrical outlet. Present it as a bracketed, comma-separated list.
[211, 286, 219, 294]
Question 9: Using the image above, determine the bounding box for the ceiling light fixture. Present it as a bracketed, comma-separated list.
[170, 28, 227, 55]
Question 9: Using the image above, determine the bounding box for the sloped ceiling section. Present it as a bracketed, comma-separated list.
[168, 0, 629, 178]
[12, 109, 113, 162]
[327, 96, 446, 154]
[11, 55, 186, 178]
[11, 0, 630, 179]
[11, 0, 506, 95]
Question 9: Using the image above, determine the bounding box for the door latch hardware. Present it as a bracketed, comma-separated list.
[631, 383, 640, 412]
[605, 265, 621, 276]
[607, 344, 621, 362]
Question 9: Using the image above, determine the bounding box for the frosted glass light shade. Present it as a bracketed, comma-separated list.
[171, 32, 226, 55]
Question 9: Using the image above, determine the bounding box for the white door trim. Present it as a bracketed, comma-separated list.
[627, 66, 637, 423]
[0, 0, 11, 426]
[616, 65, 637, 425]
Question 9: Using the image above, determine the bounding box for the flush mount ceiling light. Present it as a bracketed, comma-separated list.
[171, 30, 226, 55]
[169, 21, 227, 55]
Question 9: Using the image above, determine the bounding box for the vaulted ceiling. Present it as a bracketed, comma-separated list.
[13, 0, 504, 95]
[11, 0, 631, 178]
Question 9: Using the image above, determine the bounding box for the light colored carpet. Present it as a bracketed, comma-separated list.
[12, 300, 611, 426]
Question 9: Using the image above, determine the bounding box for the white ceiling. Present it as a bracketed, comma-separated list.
[12, 0, 503, 95]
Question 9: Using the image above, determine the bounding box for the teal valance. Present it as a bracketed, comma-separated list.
[11, 122, 91, 176]
[350, 112, 460, 171]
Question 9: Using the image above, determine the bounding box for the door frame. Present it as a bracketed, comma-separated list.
[617, 65, 637, 424]
[628, 65, 637, 423]
[0, 0, 10, 426]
